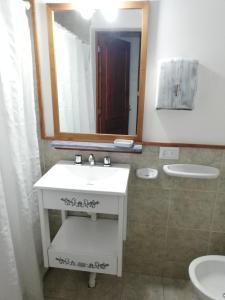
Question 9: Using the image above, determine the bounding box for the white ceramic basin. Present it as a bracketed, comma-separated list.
[34, 161, 130, 195]
[189, 255, 225, 300]
[66, 165, 118, 183]
[163, 164, 219, 179]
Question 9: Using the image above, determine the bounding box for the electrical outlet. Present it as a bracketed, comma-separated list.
[159, 147, 180, 160]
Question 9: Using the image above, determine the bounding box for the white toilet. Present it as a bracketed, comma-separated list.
[189, 255, 225, 300]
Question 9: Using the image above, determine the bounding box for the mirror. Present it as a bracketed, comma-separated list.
[45, 2, 149, 141]
[54, 9, 141, 135]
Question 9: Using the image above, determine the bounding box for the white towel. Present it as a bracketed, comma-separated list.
[156, 58, 198, 110]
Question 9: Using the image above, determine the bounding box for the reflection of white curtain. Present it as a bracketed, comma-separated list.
[0, 0, 43, 299]
[54, 23, 95, 133]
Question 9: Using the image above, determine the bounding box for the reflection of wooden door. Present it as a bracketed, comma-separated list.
[96, 33, 130, 134]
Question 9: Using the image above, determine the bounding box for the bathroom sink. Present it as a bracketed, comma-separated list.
[163, 164, 220, 179]
[65, 165, 118, 183]
[34, 161, 130, 195]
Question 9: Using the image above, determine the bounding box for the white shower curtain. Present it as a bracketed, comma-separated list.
[54, 22, 96, 133]
[0, 1, 43, 300]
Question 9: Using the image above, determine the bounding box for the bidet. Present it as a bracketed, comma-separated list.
[189, 255, 225, 300]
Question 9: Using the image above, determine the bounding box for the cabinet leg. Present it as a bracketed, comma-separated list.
[88, 272, 96, 288]
[61, 210, 67, 223]
[88, 213, 97, 221]
[38, 191, 50, 268]
[123, 195, 127, 240]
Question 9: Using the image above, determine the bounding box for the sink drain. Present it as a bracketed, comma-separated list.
[223, 293, 225, 298]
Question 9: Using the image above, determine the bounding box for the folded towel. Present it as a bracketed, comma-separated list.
[156, 58, 198, 110]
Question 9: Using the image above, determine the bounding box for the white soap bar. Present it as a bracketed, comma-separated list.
[114, 139, 134, 148]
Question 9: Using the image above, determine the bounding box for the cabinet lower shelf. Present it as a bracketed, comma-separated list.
[48, 216, 118, 275]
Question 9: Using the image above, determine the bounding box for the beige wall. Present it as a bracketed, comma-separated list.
[39, 140, 225, 279]
[144, 0, 225, 144]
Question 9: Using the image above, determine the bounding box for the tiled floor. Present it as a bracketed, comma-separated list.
[44, 269, 200, 300]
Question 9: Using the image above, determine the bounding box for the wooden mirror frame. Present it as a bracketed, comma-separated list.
[32, 1, 149, 142]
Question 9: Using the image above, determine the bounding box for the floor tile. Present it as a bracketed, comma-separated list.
[163, 278, 199, 300]
[45, 298, 65, 300]
[121, 273, 164, 300]
[44, 268, 79, 299]
[43, 268, 201, 300]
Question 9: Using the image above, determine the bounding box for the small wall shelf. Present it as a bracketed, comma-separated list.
[51, 140, 142, 153]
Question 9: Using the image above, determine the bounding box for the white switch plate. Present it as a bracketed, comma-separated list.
[159, 147, 180, 160]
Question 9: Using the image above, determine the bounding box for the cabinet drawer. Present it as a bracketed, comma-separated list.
[42, 190, 118, 214]
[48, 249, 117, 275]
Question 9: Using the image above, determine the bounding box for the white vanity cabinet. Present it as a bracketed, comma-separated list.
[34, 161, 130, 278]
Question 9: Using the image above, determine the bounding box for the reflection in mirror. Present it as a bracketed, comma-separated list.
[52, 8, 142, 135]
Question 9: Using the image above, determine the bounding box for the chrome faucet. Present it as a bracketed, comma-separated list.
[88, 153, 95, 166]
[103, 156, 111, 167]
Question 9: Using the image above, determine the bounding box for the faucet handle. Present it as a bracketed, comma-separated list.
[104, 156, 111, 167]
[74, 154, 82, 165]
